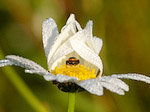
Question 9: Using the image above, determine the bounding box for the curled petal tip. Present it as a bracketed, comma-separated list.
[86, 20, 93, 27]
[67, 14, 75, 24]
[85, 20, 93, 33]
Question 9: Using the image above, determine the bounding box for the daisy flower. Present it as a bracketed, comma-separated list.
[0, 14, 150, 97]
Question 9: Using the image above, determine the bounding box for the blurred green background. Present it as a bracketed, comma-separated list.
[0, 0, 150, 112]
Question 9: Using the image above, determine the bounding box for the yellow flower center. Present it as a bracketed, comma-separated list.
[52, 65, 96, 81]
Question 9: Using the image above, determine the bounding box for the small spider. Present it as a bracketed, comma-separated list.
[66, 57, 80, 65]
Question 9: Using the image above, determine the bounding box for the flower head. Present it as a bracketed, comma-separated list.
[0, 14, 150, 96]
[42, 14, 103, 79]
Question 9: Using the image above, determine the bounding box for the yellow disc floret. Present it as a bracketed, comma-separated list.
[52, 65, 96, 81]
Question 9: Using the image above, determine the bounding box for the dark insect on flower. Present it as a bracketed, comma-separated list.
[66, 57, 80, 65]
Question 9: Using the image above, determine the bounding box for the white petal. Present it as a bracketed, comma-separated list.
[61, 14, 76, 33]
[74, 21, 93, 42]
[83, 21, 103, 55]
[56, 74, 79, 83]
[100, 76, 129, 91]
[66, 14, 76, 24]
[25, 69, 56, 81]
[47, 21, 76, 66]
[70, 39, 103, 75]
[85, 20, 93, 36]
[111, 73, 150, 84]
[93, 36, 103, 54]
[75, 21, 82, 31]
[25, 69, 42, 74]
[6, 55, 45, 71]
[25, 69, 55, 79]
[100, 81, 125, 95]
[43, 74, 56, 81]
[78, 79, 103, 96]
[42, 18, 58, 64]
[61, 14, 82, 32]
[48, 40, 73, 70]
[5, 55, 56, 78]
[83, 21, 96, 52]
[0, 55, 56, 81]
[0, 59, 13, 67]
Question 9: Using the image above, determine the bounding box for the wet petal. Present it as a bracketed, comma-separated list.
[83, 21, 99, 54]
[6, 55, 45, 71]
[66, 14, 76, 24]
[61, 14, 82, 32]
[56, 74, 79, 83]
[0, 59, 13, 67]
[93, 36, 103, 54]
[43, 73, 56, 81]
[0, 55, 56, 81]
[25, 69, 51, 75]
[25, 69, 56, 81]
[100, 76, 129, 91]
[78, 79, 103, 96]
[47, 19, 77, 66]
[85, 20, 93, 36]
[83, 21, 103, 54]
[111, 73, 150, 84]
[42, 18, 59, 65]
[75, 21, 93, 42]
[100, 81, 125, 95]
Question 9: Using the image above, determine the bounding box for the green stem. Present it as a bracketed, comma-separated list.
[68, 92, 76, 112]
[0, 49, 48, 112]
